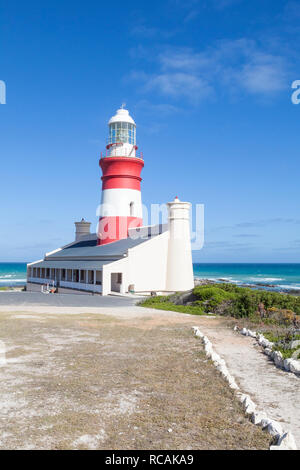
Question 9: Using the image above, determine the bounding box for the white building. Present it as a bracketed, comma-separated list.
[27, 107, 194, 296]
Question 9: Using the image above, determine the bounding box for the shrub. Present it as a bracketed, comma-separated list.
[193, 286, 235, 312]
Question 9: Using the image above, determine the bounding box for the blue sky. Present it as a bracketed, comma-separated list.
[0, 0, 300, 262]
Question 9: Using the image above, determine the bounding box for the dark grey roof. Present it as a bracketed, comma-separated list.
[29, 260, 113, 270]
[45, 224, 167, 261]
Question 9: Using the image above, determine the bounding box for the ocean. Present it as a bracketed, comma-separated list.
[0, 263, 27, 287]
[193, 263, 300, 292]
[1, 262, 300, 292]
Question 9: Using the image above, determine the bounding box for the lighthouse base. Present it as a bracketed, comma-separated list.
[97, 216, 143, 245]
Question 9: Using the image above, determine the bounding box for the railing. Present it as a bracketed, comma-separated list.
[60, 280, 102, 293]
[28, 277, 56, 286]
[100, 150, 144, 159]
[28, 277, 102, 293]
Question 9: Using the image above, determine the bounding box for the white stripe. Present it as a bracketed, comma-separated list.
[99, 188, 143, 217]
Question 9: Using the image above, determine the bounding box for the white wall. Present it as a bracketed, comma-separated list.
[102, 258, 128, 295]
[127, 231, 169, 292]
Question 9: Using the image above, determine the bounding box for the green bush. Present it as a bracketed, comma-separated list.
[193, 286, 235, 311]
[140, 283, 300, 323]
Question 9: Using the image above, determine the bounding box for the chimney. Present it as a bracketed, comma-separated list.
[165, 197, 194, 292]
[75, 218, 91, 241]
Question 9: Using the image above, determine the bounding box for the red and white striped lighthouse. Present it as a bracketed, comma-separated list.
[97, 106, 144, 245]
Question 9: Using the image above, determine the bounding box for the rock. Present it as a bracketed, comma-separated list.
[258, 334, 264, 345]
[219, 365, 229, 378]
[283, 358, 292, 372]
[243, 396, 256, 415]
[273, 351, 284, 369]
[290, 340, 300, 349]
[233, 325, 238, 331]
[245, 402, 256, 415]
[241, 328, 248, 336]
[211, 352, 222, 365]
[238, 393, 248, 405]
[289, 359, 300, 375]
[210, 351, 218, 362]
[229, 381, 239, 390]
[226, 374, 238, 389]
[264, 348, 272, 357]
[247, 329, 257, 338]
[267, 420, 283, 438]
[251, 412, 267, 426]
[261, 417, 272, 429]
[275, 432, 297, 450]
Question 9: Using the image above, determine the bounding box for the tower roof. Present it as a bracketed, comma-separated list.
[108, 107, 136, 126]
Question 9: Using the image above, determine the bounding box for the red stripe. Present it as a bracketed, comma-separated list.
[102, 176, 141, 190]
[100, 157, 144, 191]
[97, 216, 143, 245]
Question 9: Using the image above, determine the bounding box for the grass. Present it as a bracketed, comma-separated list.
[139, 296, 206, 315]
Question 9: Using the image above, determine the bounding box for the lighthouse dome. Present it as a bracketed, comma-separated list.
[108, 107, 136, 126]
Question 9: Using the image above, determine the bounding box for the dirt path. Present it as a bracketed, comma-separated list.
[0, 305, 269, 450]
[194, 318, 300, 447]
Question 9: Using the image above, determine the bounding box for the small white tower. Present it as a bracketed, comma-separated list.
[166, 197, 194, 292]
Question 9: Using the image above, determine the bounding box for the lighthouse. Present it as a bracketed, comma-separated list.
[97, 106, 144, 245]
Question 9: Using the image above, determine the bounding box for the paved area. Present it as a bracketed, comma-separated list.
[0, 291, 141, 309]
[194, 318, 300, 448]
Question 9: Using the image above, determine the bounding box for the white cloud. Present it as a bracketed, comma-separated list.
[145, 72, 213, 101]
[129, 39, 289, 102]
[135, 99, 179, 115]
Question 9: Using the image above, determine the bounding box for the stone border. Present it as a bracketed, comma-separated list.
[235, 326, 300, 377]
[192, 326, 297, 450]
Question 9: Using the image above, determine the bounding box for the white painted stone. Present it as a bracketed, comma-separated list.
[283, 358, 292, 372]
[264, 348, 272, 357]
[251, 412, 267, 426]
[267, 420, 283, 438]
[227, 375, 238, 389]
[261, 417, 273, 429]
[289, 359, 300, 375]
[241, 328, 248, 336]
[274, 351, 284, 369]
[242, 396, 256, 415]
[275, 432, 297, 450]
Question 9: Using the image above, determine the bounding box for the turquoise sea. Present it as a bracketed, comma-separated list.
[0, 263, 28, 286]
[193, 263, 300, 292]
[1, 263, 300, 292]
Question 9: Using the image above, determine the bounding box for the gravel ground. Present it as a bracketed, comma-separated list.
[0, 293, 269, 450]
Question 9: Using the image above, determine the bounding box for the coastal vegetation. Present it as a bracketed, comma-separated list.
[140, 283, 300, 328]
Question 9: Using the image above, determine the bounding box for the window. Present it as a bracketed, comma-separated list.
[108, 122, 136, 145]
[130, 201, 134, 216]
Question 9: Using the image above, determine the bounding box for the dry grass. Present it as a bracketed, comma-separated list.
[0, 311, 270, 449]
